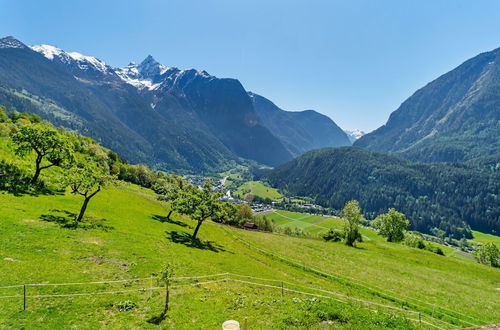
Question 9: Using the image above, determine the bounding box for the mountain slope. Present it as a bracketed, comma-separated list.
[1, 105, 498, 328]
[0, 133, 498, 327]
[262, 147, 500, 236]
[249, 92, 351, 156]
[355, 47, 500, 163]
[117, 59, 293, 167]
[0, 36, 293, 171]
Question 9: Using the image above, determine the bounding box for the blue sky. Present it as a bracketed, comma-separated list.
[1, 0, 499, 132]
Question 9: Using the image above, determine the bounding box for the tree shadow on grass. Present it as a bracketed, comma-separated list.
[147, 314, 167, 325]
[40, 209, 114, 231]
[165, 230, 227, 253]
[152, 214, 191, 228]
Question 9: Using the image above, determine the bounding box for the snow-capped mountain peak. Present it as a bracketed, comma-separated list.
[0, 36, 28, 49]
[30, 44, 110, 74]
[115, 55, 215, 91]
[138, 55, 169, 77]
[344, 129, 365, 143]
[115, 55, 172, 91]
[30, 44, 64, 60]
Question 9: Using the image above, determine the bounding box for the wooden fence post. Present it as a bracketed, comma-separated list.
[150, 275, 153, 299]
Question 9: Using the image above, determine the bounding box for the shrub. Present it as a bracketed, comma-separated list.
[0, 123, 12, 137]
[474, 242, 499, 267]
[117, 300, 137, 312]
[253, 215, 273, 232]
[403, 232, 425, 249]
[0, 159, 31, 192]
[427, 245, 444, 256]
[323, 229, 344, 242]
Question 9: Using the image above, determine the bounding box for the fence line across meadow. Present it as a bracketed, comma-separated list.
[0, 273, 451, 329]
[0, 273, 232, 289]
[219, 226, 486, 328]
[0, 248, 483, 329]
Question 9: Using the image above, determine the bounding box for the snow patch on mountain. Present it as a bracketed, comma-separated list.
[115, 62, 162, 91]
[30, 44, 110, 74]
[66, 51, 109, 73]
[344, 129, 365, 143]
[30, 44, 63, 60]
[115, 55, 214, 91]
[0, 36, 27, 49]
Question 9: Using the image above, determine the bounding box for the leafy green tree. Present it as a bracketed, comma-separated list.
[12, 124, 74, 183]
[212, 202, 238, 225]
[341, 200, 363, 247]
[172, 181, 223, 239]
[253, 214, 273, 232]
[237, 203, 253, 220]
[0, 106, 9, 123]
[372, 208, 410, 242]
[64, 160, 112, 224]
[475, 242, 499, 267]
[153, 175, 186, 220]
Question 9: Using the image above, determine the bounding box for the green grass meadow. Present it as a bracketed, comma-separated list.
[266, 210, 382, 241]
[1, 183, 499, 328]
[471, 230, 500, 246]
[235, 180, 283, 200]
[0, 138, 499, 328]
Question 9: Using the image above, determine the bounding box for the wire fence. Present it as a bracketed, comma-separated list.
[0, 272, 455, 329]
[219, 226, 487, 328]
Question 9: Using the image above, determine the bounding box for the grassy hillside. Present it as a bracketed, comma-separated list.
[266, 210, 463, 257]
[235, 180, 283, 200]
[232, 227, 500, 325]
[1, 179, 499, 328]
[266, 210, 381, 239]
[471, 230, 500, 247]
[0, 121, 499, 328]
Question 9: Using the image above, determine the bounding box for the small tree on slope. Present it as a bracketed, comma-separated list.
[172, 181, 223, 239]
[341, 200, 363, 247]
[12, 124, 74, 184]
[64, 159, 113, 224]
[153, 175, 186, 220]
[158, 264, 174, 320]
[372, 208, 410, 242]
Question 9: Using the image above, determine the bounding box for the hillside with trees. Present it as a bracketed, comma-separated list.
[261, 147, 500, 238]
[0, 109, 498, 327]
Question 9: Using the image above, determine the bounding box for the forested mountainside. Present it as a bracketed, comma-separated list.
[249, 92, 351, 156]
[262, 147, 500, 237]
[0, 36, 294, 171]
[355, 46, 500, 164]
[0, 36, 353, 172]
